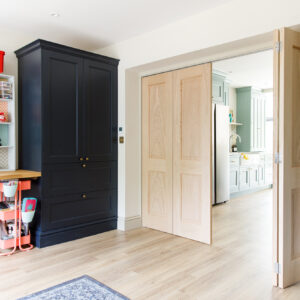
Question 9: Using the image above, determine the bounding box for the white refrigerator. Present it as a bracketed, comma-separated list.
[212, 103, 230, 205]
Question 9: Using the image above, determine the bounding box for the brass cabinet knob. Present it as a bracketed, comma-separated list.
[82, 164, 87, 168]
[82, 194, 87, 199]
[79, 157, 84, 161]
[85, 157, 89, 161]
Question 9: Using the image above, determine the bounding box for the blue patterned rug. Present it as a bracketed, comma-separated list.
[18, 275, 129, 300]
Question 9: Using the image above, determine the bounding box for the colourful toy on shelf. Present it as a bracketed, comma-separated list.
[0, 112, 6, 122]
[21, 198, 37, 235]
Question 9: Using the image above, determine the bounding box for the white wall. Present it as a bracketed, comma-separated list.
[93, 0, 300, 229]
[1, 0, 300, 230]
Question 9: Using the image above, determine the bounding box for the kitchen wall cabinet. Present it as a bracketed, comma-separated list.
[16, 40, 119, 248]
[236, 87, 266, 152]
[212, 73, 224, 104]
[212, 73, 230, 106]
[223, 81, 230, 106]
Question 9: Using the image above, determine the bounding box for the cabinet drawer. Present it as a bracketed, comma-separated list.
[42, 161, 117, 196]
[42, 189, 117, 230]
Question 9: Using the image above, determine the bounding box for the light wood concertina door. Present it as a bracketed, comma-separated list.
[276, 28, 300, 288]
[142, 63, 212, 244]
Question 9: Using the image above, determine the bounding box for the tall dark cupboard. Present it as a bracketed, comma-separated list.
[15, 40, 119, 247]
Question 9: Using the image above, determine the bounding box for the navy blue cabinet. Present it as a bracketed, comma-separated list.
[16, 40, 119, 247]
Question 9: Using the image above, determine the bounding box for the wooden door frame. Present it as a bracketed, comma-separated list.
[137, 38, 278, 287]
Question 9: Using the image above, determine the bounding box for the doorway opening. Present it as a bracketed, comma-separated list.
[212, 49, 274, 285]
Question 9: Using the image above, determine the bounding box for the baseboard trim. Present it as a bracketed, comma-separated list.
[230, 185, 273, 199]
[117, 215, 142, 231]
[33, 218, 117, 248]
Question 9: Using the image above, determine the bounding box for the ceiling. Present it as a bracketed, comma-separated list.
[0, 0, 232, 51]
[213, 50, 273, 89]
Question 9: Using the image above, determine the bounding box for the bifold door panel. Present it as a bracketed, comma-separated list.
[142, 64, 212, 244]
[142, 72, 173, 234]
[172, 65, 212, 244]
[276, 28, 300, 288]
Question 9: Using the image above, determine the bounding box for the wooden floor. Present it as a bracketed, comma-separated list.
[1, 189, 300, 299]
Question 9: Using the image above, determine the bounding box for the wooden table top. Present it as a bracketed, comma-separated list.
[0, 169, 41, 180]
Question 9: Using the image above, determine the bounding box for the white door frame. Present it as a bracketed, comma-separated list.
[125, 32, 278, 285]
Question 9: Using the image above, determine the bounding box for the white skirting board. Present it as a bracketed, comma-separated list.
[117, 216, 142, 231]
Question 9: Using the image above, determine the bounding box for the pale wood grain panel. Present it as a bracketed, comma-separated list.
[273, 29, 280, 287]
[292, 189, 300, 259]
[181, 76, 203, 161]
[292, 48, 300, 167]
[142, 73, 173, 233]
[181, 173, 202, 223]
[278, 27, 300, 288]
[173, 63, 212, 244]
[148, 171, 167, 217]
[149, 83, 167, 159]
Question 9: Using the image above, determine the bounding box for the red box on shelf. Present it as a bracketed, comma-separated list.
[0, 51, 4, 73]
[0, 235, 30, 250]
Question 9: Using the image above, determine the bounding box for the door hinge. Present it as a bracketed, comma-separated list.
[275, 152, 282, 164]
[275, 41, 282, 53]
[274, 262, 281, 274]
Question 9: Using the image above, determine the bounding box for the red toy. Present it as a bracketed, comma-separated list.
[0, 112, 6, 122]
[0, 51, 4, 73]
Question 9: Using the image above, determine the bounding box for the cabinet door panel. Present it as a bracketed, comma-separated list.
[42, 161, 117, 197]
[250, 167, 259, 188]
[42, 50, 83, 163]
[239, 167, 250, 191]
[212, 74, 224, 104]
[230, 166, 239, 193]
[83, 59, 117, 162]
[43, 189, 117, 230]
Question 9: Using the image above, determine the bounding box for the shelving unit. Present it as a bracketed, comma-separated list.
[0, 74, 16, 171]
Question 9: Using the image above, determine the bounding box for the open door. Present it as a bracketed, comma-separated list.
[173, 64, 212, 244]
[276, 27, 300, 288]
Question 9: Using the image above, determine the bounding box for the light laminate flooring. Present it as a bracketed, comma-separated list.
[1, 189, 300, 299]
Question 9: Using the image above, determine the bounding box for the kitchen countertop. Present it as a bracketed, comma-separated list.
[229, 151, 264, 155]
[0, 170, 41, 181]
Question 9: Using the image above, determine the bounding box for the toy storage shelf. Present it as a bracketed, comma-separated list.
[0, 180, 33, 255]
[0, 74, 16, 171]
[0, 235, 30, 250]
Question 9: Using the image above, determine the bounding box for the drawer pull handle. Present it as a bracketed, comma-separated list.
[82, 164, 87, 168]
[82, 194, 87, 199]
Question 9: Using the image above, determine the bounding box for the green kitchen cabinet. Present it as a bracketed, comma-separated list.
[212, 73, 225, 105]
[236, 87, 266, 152]
[223, 80, 230, 106]
[239, 166, 251, 191]
[230, 166, 239, 193]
